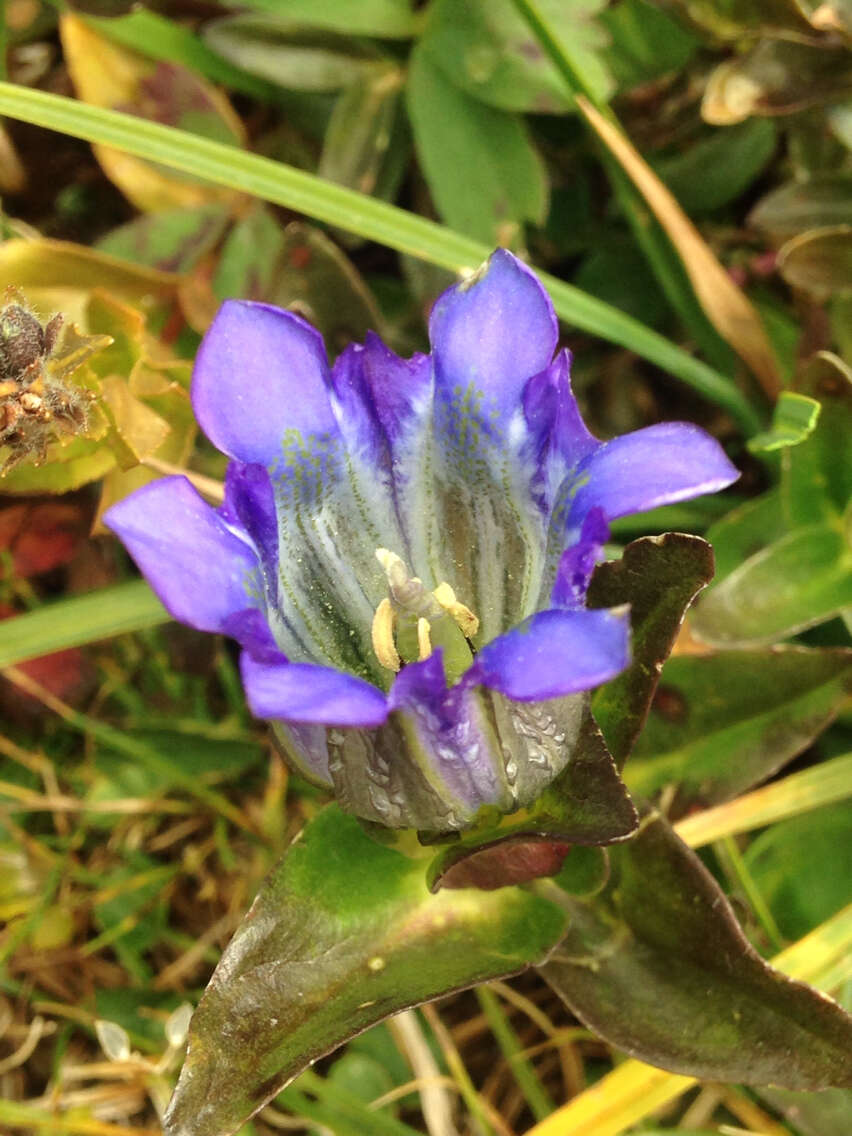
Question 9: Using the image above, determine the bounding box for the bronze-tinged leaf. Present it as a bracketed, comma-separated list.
[589, 533, 716, 768]
[164, 805, 567, 1136]
[540, 806, 852, 1089]
[60, 14, 245, 212]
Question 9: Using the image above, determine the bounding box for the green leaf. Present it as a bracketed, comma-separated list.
[588, 534, 716, 768]
[539, 806, 852, 1088]
[237, 0, 417, 38]
[163, 805, 567, 1136]
[97, 204, 231, 273]
[213, 205, 286, 302]
[702, 489, 786, 583]
[0, 580, 167, 669]
[653, 119, 777, 215]
[425, 705, 637, 892]
[744, 802, 852, 941]
[747, 390, 821, 453]
[626, 647, 852, 809]
[318, 66, 407, 201]
[600, 0, 699, 88]
[419, 0, 612, 114]
[82, 9, 283, 103]
[785, 352, 852, 524]
[691, 522, 852, 646]
[406, 45, 549, 246]
[202, 16, 384, 92]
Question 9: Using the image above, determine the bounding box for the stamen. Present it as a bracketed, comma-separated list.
[371, 597, 400, 672]
[375, 547, 425, 609]
[417, 617, 432, 661]
[433, 581, 480, 639]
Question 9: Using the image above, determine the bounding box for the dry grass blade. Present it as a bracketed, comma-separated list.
[576, 96, 781, 399]
[389, 1010, 460, 1136]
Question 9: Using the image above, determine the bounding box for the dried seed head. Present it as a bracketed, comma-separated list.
[0, 304, 46, 380]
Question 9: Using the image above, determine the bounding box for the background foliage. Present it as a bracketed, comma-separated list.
[0, 1, 850, 1135]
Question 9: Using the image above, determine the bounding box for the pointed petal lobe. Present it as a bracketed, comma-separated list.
[240, 651, 389, 727]
[466, 607, 631, 701]
[430, 249, 558, 423]
[568, 423, 740, 530]
[104, 477, 260, 633]
[192, 300, 337, 466]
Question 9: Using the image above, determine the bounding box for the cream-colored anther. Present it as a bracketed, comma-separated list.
[432, 581, 480, 639]
[371, 596, 400, 672]
[417, 617, 432, 661]
[375, 547, 426, 609]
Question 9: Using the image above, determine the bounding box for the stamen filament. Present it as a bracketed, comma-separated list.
[417, 617, 432, 661]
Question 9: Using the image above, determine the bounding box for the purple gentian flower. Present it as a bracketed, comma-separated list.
[105, 251, 738, 831]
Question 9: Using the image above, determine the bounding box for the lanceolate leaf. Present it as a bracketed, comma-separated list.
[588, 534, 715, 768]
[626, 647, 852, 811]
[539, 807, 852, 1089]
[164, 806, 567, 1136]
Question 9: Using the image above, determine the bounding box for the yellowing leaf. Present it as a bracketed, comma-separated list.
[100, 374, 171, 468]
[60, 14, 245, 212]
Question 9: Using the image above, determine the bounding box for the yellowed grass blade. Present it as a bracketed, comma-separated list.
[576, 95, 781, 399]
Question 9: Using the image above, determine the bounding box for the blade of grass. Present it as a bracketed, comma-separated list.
[675, 752, 852, 848]
[476, 986, 555, 1123]
[0, 580, 167, 669]
[523, 905, 852, 1136]
[0, 1102, 160, 1136]
[0, 81, 762, 434]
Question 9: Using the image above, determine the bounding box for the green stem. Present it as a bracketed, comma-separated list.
[476, 986, 555, 1122]
[0, 81, 762, 433]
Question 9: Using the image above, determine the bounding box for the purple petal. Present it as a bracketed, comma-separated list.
[240, 651, 389, 727]
[104, 477, 260, 633]
[221, 608, 279, 659]
[388, 652, 508, 817]
[221, 462, 278, 582]
[331, 333, 432, 463]
[192, 300, 337, 466]
[429, 249, 558, 426]
[568, 422, 740, 530]
[551, 509, 610, 609]
[465, 607, 630, 701]
[523, 349, 597, 472]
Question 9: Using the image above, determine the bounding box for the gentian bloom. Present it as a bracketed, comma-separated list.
[105, 251, 738, 831]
